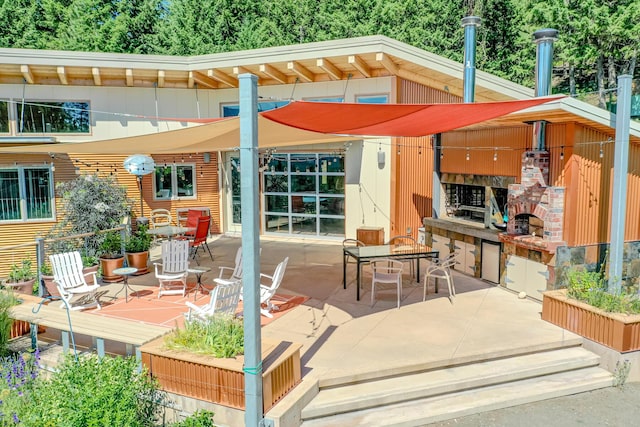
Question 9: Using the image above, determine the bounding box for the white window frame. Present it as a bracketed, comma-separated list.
[153, 163, 197, 200]
[0, 165, 55, 222]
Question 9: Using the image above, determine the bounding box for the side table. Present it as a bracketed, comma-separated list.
[188, 266, 211, 300]
[112, 267, 139, 303]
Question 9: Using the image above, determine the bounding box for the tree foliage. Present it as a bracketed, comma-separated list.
[0, 0, 637, 96]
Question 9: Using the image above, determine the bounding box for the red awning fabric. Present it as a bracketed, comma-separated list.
[261, 96, 565, 137]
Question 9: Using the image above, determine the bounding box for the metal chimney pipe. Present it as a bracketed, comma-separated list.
[532, 28, 558, 150]
[462, 16, 481, 103]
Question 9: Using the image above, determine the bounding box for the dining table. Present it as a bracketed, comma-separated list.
[343, 243, 439, 301]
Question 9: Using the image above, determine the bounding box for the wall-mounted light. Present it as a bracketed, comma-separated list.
[203, 152, 211, 163]
[377, 150, 386, 169]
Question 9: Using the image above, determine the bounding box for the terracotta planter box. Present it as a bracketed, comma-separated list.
[140, 338, 302, 412]
[542, 289, 640, 352]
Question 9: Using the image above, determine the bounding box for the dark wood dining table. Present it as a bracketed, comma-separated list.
[343, 243, 439, 301]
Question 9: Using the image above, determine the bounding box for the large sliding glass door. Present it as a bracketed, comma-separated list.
[263, 153, 345, 237]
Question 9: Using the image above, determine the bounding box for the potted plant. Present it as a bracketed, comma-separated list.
[542, 267, 640, 352]
[99, 231, 124, 283]
[40, 262, 58, 298]
[80, 251, 100, 285]
[4, 258, 36, 295]
[125, 224, 152, 275]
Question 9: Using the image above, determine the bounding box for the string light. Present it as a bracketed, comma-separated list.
[560, 146, 564, 160]
[440, 150, 444, 160]
[599, 142, 604, 158]
[465, 148, 470, 161]
[493, 149, 498, 162]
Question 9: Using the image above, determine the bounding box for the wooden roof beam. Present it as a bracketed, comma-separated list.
[375, 52, 398, 75]
[56, 66, 68, 85]
[207, 69, 238, 88]
[259, 64, 287, 84]
[287, 61, 314, 83]
[188, 71, 195, 88]
[20, 65, 34, 84]
[191, 71, 218, 89]
[92, 67, 102, 86]
[348, 55, 371, 78]
[316, 58, 343, 80]
[125, 68, 134, 87]
[157, 70, 165, 88]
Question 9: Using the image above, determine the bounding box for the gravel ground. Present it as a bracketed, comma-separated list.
[426, 382, 640, 427]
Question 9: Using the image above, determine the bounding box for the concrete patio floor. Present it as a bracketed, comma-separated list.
[33, 233, 582, 424]
[118, 234, 578, 381]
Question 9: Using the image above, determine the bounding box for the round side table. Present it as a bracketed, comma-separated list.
[112, 267, 138, 303]
[188, 266, 211, 300]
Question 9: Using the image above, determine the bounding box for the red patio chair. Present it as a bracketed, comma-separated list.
[187, 216, 213, 265]
[182, 209, 206, 239]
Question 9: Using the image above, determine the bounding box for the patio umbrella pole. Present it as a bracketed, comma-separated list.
[239, 73, 264, 426]
[137, 175, 144, 218]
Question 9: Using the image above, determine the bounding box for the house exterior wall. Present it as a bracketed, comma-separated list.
[0, 151, 220, 277]
[391, 79, 461, 240]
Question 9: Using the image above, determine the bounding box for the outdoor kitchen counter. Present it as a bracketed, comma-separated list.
[423, 217, 502, 242]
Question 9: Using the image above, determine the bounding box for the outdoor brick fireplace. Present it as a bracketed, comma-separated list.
[502, 150, 566, 253]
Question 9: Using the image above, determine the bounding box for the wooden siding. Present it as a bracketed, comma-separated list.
[391, 80, 460, 238]
[440, 126, 531, 178]
[0, 152, 220, 277]
[564, 124, 640, 246]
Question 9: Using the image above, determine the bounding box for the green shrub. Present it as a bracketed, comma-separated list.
[0, 291, 19, 356]
[566, 267, 640, 314]
[164, 315, 244, 358]
[21, 354, 166, 427]
[170, 410, 216, 427]
[125, 224, 153, 253]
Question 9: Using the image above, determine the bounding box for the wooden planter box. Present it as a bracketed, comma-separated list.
[140, 338, 302, 412]
[10, 319, 31, 339]
[542, 289, 640, 352]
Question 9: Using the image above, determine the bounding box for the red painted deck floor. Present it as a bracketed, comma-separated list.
[91, 281, 308, 329]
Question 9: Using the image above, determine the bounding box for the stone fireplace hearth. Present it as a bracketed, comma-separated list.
[501, 151, 566, 253]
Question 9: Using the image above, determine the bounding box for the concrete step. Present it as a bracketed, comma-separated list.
[301, 366, 613, 427]
[302, 346, 600, 420]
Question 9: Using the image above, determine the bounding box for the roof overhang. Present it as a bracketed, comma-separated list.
[0, 36, 531, 102]
[460, 96, 640, 143]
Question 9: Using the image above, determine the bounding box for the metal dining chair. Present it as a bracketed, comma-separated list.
[370, 258, 404, 308]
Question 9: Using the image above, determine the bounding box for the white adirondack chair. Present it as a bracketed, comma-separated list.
[214, 246, 262, 286]
[49, 251, 101, 310]
[184, 279, 243, 322]
[154, 239, 190, 298]
[258, 257, 289, 318]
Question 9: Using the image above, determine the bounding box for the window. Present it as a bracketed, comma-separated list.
[305, 97, 344, 102]
[222, 100, 289, 117]
[263, 153, 345, 237]
[356, 94, 389, 104]
[154, 163, 196, 200]
[17, 101, 90, 133]
[0, 166, 54, 221]
[0, 101, 9, 133]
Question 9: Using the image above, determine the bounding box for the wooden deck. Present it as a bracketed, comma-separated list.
[9, 294, 172, 359]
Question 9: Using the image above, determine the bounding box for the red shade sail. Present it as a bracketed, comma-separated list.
[261, 96, 564, 137]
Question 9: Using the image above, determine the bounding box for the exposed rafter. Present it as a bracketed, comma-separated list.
[316, 58, 343, 80]
[287, 61, 314, 83]
[375, 52, 398, 75]
[187, 71, 195, 88]
[56, 66, 68, 85]
[157, 70, 165, 88]
[20, 65, 34, 84]
[207, 69, 238, 88]
[91, 67, 101, 86]
[259, 64, 287, 84]
[348, 55, 371, 78]
[191, 71, 218, 89]
[125, 69, 134, 87]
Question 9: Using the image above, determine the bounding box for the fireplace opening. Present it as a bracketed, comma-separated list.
[514, 214, 544, 237]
